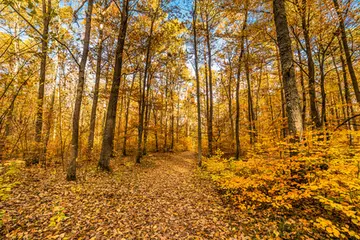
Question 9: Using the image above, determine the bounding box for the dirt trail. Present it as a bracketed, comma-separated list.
[2, 152, 245, 239]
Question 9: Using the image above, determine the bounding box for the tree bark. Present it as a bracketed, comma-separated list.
[122, 73, 136, 156]
[298, 0, 321, 128]
[67, 0, 94, 180]
[235, 1, 248, 160]
[193, 0, 202, 166]
[296, 42, 306, 127]
[273, 0, 303, 143]
[98, 0, 129, 171]
[333, 0, 360, 104]
[35, 0, 51, 164]
[245, 38, 256, 145]
[136, 8, 157, 163]
[205, 14, 213, 156]
[87, 25, 104, 158]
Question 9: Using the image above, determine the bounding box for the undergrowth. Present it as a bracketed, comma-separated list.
[202, 131, 360, 239]
[0, 161, 22, 228]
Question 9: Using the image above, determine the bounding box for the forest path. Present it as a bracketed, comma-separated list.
[2, 152, 245, 239]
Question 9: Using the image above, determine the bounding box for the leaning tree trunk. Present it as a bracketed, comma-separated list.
[333, 0, 360, 104]
[98, 0, 130, 171]
[67, 0, 94, 180]
[273, 0, 303, 144]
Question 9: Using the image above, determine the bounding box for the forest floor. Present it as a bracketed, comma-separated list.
[1, 152, 247, 239]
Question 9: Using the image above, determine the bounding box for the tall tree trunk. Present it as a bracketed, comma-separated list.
[296, 42, 306, 127]
[42, 87, 56, 167]
[153, 106, 159, 152]
[245, 39, 256, 145]
[193, 0, 202, 166]
[338, 38, 356, 140]
[143, 77, 152, 156]
[116, 77, 126, 153]
[122, 73, 136, 156]
[35, 0, 51, 164]
[276, 48, 287, 139]
[331, 54, 347, 122]
[235, 1, 248, 160]
[298, 0, 321, 128]
[319, 56, 326, 127]
[266, 73, 275, 122]
[227, 63, 234, 143]
[87, 25, 104, 158]
[333, 0, 360, 104]
[136, 9, 157, 163]
[67, 0, 94, 180]
[170, 79, 175, 151]
[273, 0, 303, 144]
[98, 0, 129, 171]
[205, 16, 213, 156]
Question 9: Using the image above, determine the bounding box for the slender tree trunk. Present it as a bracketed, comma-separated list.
[205, 16, 213, 156]
[164, 76, 168, 151]
[331, 54, 347, 122]
[296, 42, 306, 127]
[319, 56, 326, 127]
[227, 63, 234, 142]
[98, 0, 129, 171]
[276, 47, 287, 139]
[143, 79, 152, 155]
[235, 1, 248, 160]
[193, 0, 202, 166]
[67, 0, 94, 180]
[117, 77, 126, 153]
[266, 74, 274, 122]
[136, 10, 156, 163]
[338, 38, 356, 142]
[170, 80, 175, 151]
[87, 26, 104, 158]
[153, 107, 159, 152]
[333, 0, 360, 104]
[245, 39, 256, 145]
[42, 87, 56, 167]
[35, 0, 51, 164]
[273, 0, 303, 144]
[299, 0, 321, 128]
[122, 73, 136, 156]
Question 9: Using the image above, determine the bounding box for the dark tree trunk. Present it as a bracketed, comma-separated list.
[276, 48, 287, 140]
[245, 39, 256, 145]
[122, 73, 136, 156]
[42, 86, 56, 168]
[136, 9, 156, 163]
[296, 42, 306, 127]
[298, 0, 321, 128]
[333, 0, 360, 104]
[193, 0, 202, 166]
[153, 106, 159, 152]
[87, 26, 104, 158]
[205, 17, 213, 156]
[235, 1, 248, 160]
[67, 0, 94, 181]
[35, 0, 51, 164]
[98, 0, 129, 171]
